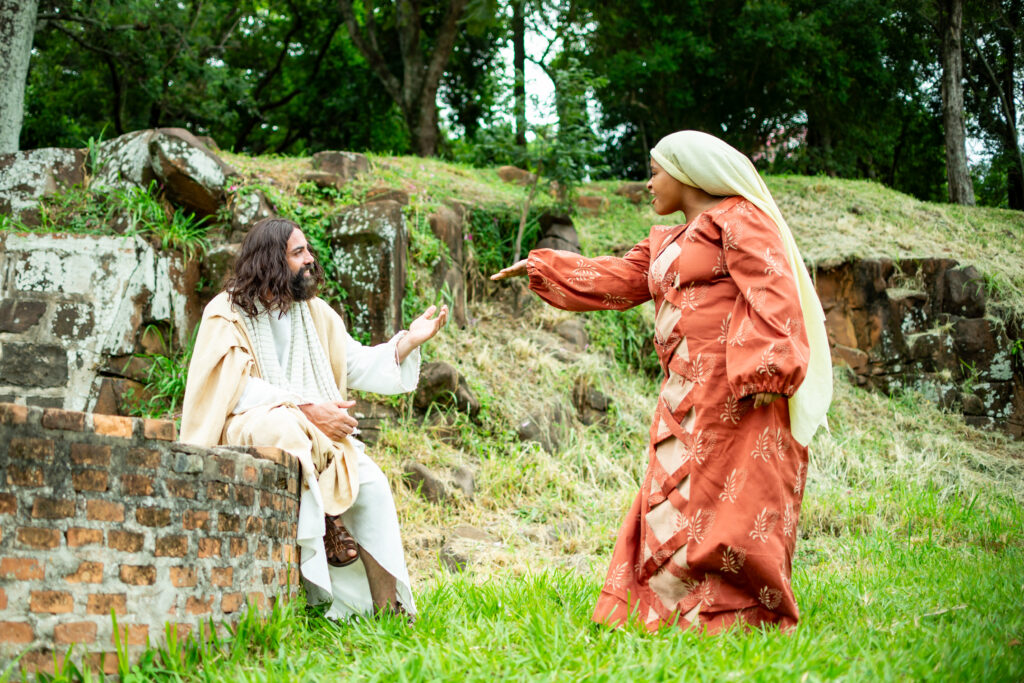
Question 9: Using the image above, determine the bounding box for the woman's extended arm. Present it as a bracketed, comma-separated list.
[492, 240, 653, 312]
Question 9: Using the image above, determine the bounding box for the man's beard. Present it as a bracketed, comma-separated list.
[289, 265, 318, 301]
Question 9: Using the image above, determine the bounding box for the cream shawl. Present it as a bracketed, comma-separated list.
[651, 130, 832, 445]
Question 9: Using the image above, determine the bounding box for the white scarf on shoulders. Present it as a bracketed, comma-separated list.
[651, 130, 832, 446]
[241, 301, 343, 405]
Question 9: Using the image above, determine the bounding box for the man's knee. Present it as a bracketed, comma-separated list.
[243, 407, 312, 450]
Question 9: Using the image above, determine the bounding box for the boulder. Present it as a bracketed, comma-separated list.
[300, 171, 347, 192]
[497, 165, 536, 185]
[615, 182, 648, 204]
[429, 206, 468, 326]
[516, 403, 569, 453]
[91, 131, 158, 191]
[573, 377, 611, 425]
[349, 397, 400, 446]
[439, 543, 469, 572]
[534, 214, 581, 253]
[413, 362, 480, 416]
[148, 127, 238, 217]
[365, 186, 410, 205]
[312, 150, 369, 181]
[575, 194, 608, 214]
[555, 319, 588, 351]
[0, 147, 87, 223]
[230, 189, 276, 235]
[943, 265, 987, 318]
[196, 243, 240, 305]
[327, 200, 407, 343]
[403, 461, 475, 503]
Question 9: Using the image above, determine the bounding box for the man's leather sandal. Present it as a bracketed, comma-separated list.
[324, 515, 359, 567]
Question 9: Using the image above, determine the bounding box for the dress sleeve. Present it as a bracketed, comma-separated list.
[526, 241, 653, 311]
[718, 205, 810, 399]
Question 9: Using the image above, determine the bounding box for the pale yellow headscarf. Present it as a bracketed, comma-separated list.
[651, 130, 831, 446]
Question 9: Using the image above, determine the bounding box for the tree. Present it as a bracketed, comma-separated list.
[936, 0, 976, 204]
[337, 0, 470, 156]
[0, 0, 39, 153]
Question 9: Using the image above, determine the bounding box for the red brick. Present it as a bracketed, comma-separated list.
[185, 596, 213, 615]
[31, 496, 75, 519]
[72, 469, 108, 492]
[142, 418, 176, 441]
[121, 474, 153, 496]
[125, 447, 161, 469]
[0, 588, 6, 609]
[0, 557, 44, 580]
[282, 544, 296, 563]
[211, 567, 233, 587]
[230, 538, 248, 557]
[7, 466, 44, 487]
[86, 499, 124, 522]
[20, 650, 64, 675]
[18, 526, 60, 549]
[255, 541, 268, 560]
[108, 530, 143, 552]
[41, 408, 85, 432]
[112, 623, 148, 646]
[0, 403, 29, 425]
[92, 413, 134, 438]
[245, 516, 263, 534]
[218, 513, 240, 533]
[30, 590, 73, 613]
[169, 567, 197, 587]
[71, 443, 110, 466]
[221, 592, 245, 613]
[198, 538, 220, 558]
[236, 485, 255, 506]
[262, 567, 276, 585]
[87, 593, 126, 615]
[83, 652, 120, 675]
[155, 535, 188, 557]
[120, 565, 156, 586]
[207, 481, 230, 500]
[242, 465, 258, 484]
[247, 592, 267, 610]
[0, 621, 33, 644]
[65, 561, 103, 584]
[66, 527, 102, 547]
[253, 446, 286, 464]
[166, 479, 195, 499]
[216, 456, 235, 478]
[271, 544, 281, 562]
[54, 621, 97, 645]
[10, 437, 54, 460]
[136, 507, 171, 527]
[183, 510, 209, 530]
[0, 493, 15, 514]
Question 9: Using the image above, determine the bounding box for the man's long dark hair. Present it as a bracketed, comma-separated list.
[224, 217, 325, 317]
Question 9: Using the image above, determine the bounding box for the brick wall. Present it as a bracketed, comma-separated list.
[0, 403, 300, 676]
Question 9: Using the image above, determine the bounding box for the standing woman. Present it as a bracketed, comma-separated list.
[492, 130, 832, 632]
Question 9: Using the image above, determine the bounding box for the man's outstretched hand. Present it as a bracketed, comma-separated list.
[396, 304, 449, 363]
[299, 400, 358, 441]
[490, 259, 529, 281]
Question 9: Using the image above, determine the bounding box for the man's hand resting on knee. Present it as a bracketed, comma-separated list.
[299, 400, 359, 441]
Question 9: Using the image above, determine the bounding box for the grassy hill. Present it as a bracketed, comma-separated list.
[10, 154, 1024, 681]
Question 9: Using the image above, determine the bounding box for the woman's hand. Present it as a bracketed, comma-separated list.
[490, 259, 529, 281]
[752, 392, 783, 409]
[396, 304, 449, 363]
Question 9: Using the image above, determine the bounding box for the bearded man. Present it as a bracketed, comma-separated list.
[180, 217, 447, 619]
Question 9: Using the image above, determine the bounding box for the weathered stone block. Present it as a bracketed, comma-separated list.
[413, 361, 480, 416]
[311, 150, 369, 180]
[148, 127, 238, 217]
[51, 303, 95, 340]
[327, 200, 407, 343]
[0, 148, 87, 221]
[0, 343, 68, 387]
[943, 265, 986, 318]
[0, 300, 46, 333]
[615, 182, 648, 204]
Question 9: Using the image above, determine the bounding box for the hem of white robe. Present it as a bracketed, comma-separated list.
[295, 439, 415, 619]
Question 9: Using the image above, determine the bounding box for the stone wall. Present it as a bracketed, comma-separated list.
[815, 257, 1024, 436]
[0, 232, 197, 413]
[0, 403, 300, 676]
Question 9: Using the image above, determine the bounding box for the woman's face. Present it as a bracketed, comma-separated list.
[647, 158, 687, 215]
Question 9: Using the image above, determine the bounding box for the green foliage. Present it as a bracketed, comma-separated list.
[0, 181, 210, 259]
[466, 205, 543, 276]
[586, 306, 660, 377]
[126, 325, 198, 420]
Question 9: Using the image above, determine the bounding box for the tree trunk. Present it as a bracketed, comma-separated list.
[938, 0, 976, 205]
[0, 0, 39, 153]
[512, 0, 526, 147]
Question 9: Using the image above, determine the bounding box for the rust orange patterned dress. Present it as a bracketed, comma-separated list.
[527, 196, 811, 633]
